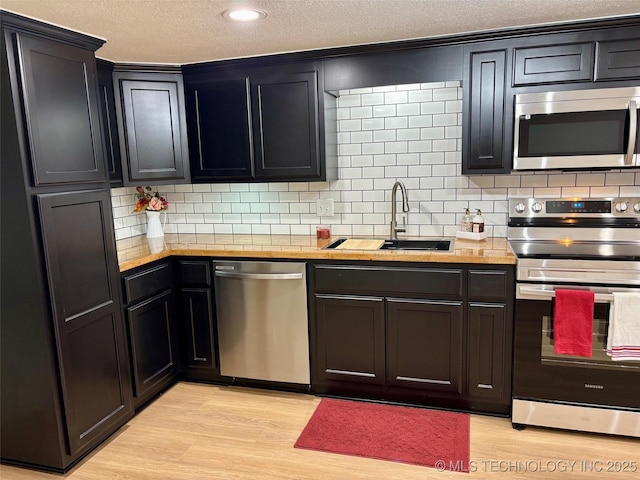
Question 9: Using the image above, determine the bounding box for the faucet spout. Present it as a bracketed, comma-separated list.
[390, 181, 410, 240]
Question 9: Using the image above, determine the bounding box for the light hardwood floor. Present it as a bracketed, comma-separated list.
[1, 382, 638, 479]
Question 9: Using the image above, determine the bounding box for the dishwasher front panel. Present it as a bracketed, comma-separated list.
[214, 261, 310, 385]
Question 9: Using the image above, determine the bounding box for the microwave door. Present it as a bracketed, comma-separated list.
[513, 86, 640, 171]
[514, 109, 630, 170]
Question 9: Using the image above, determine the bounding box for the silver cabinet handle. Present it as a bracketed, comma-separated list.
[214, 271, 303, 280]
[626, 100, 637, 166]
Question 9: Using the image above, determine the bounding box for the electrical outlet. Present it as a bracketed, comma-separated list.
[316, 198, 334, 217]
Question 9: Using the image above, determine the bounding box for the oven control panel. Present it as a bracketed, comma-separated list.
[510, 197, 640, 218]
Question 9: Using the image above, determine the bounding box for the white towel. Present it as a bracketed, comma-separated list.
[606, 292, 640, 361]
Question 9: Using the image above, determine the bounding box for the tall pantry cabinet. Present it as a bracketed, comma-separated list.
[0, 12, 133, 472]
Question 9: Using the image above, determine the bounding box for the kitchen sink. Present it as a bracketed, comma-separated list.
[379, 239, 454, 251]
[323, 238, 454, 252]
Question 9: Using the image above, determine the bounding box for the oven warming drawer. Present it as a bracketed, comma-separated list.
[513, 399, 640, 438]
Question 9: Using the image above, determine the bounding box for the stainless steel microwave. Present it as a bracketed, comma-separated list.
[513, 86, 640, 171]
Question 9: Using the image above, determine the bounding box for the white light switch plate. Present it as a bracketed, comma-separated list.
[316, 198, 334, 216]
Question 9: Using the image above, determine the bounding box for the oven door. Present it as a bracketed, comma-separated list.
[513, 283, 640, 409]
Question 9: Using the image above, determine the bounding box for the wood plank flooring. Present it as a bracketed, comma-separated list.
[1, 382, 638, 479]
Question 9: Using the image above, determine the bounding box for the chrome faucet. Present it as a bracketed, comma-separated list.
[390, 181, 410, 239]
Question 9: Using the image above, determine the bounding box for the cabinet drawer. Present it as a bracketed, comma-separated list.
[468, 270, 508, 301]
[513, 43, 593, 86]
[314, 265, 463, 298]
[178, 260, 211, 286]
[123, 262, 172, 304]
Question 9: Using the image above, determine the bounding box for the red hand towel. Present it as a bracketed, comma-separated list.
[554, 289, 594, 357]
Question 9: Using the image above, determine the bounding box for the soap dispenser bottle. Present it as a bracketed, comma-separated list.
[472, 209, 485, 233]
[462, 209, 472, 232]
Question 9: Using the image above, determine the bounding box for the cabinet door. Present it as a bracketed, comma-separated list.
[251, 70, 321, 179]
[387, 298, 464, 394]
[180, 287, 217, 371]
[126, 290, 178, 401]
[595, 38, 640, 80]
[37, 190, 132, 455]
[462, 49, 509, 174]
[115, 72, 190, 184]
[513, 43, 593, 86]
[315, 294, 385, 385]
[468, 303, 509, 402]
[96, 61, 123, 186]
[15, 33, 106, 186]
[185, 76, 254, 180]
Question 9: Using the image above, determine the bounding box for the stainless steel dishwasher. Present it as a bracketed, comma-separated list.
[213, 261, 310, 385]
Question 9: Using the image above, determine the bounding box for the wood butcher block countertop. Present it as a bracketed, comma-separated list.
[117, 234, 516, 272]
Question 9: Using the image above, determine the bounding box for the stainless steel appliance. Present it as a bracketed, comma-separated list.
[513, 86, 640, 171]
[214, 261, 310, 385]
[508, 197, 640, 437]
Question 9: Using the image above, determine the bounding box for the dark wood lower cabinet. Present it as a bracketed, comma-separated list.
[181, 287, 217, 371]
[177, 259, 219, 380]
[38, 190, 133, 456]
[121, 261, 179, 408]
[127, 290, 178, 401]
[315, 294, 386, 385]
[467, 303, 510, 403]
[310, 263, 514, 415]
[387, 299, 463, 393]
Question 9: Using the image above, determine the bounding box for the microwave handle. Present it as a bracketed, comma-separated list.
[626, 100, 637, 166]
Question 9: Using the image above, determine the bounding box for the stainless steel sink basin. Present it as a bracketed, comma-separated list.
[323, 238, 454, 252]
[379, 238, 454, 251]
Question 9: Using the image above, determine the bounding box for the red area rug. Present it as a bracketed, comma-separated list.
[294, 398, 470, 472]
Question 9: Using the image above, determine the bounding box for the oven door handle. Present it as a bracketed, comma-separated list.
[517, 286, 614, 303]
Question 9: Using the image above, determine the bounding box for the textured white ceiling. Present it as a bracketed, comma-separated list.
[2, 0, 640, 64]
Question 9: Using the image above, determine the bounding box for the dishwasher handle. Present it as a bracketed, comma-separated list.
[214, 270, 303, 280]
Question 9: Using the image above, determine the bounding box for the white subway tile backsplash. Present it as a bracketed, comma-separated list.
[373, 105, 397, 117]
[362, 118, 385, 130]
[384, 117, 408, 129]
[397, 103, 421, 116]
[112, 81, 639, 241]
[385, 142, 408, 154]
[384, 91, 408, 104]
[351, 131, 373, 143]
[360, 92, 385, 106]
[420, 102, 444, 114]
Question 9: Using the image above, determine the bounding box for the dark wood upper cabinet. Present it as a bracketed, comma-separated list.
[13, 32, 106, 186]
[595, 38, 640, 80]
[183, 62, 336, 183]
[462, 48, 510, 174]
[37, 189, 132, 455]
[113, 69, 190, 185]
[513, 43, 594, 86]
[251, 70, 320, 179]
[185, 76, 254, 180]
[96, 60, 123, 186]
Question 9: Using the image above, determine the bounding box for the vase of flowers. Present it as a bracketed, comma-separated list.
[133, 186, 168, 238]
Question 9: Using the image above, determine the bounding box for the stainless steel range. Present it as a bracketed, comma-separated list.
[508, 197, 640, 438]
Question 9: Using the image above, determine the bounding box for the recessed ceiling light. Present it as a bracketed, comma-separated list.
[222, 9, 267, 22]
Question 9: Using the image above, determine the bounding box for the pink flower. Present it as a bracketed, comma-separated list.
[147, 197, 163, 211]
